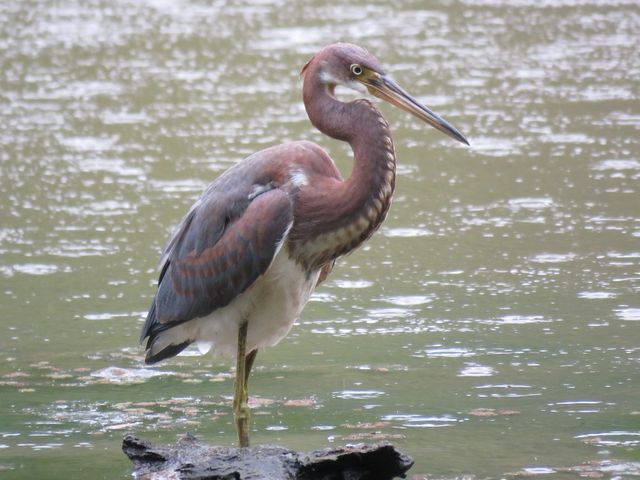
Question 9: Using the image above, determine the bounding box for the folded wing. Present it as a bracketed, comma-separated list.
[141, 183, 293, 363]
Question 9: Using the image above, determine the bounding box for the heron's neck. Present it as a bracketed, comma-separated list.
[303, 77, 397, 188]
[295, 79, 396, 269]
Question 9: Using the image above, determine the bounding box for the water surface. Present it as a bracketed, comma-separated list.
[1, 0, 639, 478]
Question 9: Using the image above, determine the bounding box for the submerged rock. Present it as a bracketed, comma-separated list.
[122, 433, 413, 479]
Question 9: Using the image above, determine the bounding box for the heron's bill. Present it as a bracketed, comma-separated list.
[362, 73, 469, 146]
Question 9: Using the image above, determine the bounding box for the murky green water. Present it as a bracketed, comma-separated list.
[1, 1, 639, 478]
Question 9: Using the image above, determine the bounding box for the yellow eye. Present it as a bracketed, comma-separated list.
[350, 64, 363, 76]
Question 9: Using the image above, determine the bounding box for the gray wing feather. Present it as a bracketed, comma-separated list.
[141, 179, 293, 357]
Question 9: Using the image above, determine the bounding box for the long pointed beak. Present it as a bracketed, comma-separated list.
[363, 74, 469, 146]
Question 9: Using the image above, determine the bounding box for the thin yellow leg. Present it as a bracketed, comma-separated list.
[245, 349, 258, 386]
[233, 321, 250, 447]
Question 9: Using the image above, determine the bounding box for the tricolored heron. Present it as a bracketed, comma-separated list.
[140, 43, 468, 448]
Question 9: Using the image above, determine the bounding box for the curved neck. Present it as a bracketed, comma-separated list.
[302, 72, 396, 184]
[303, 75, 357, 143]
[294, 72, 397, 268]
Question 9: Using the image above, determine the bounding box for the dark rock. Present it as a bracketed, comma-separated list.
[122, 433, 413, 479]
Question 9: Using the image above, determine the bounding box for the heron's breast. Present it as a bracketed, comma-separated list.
[244, 249, 320, 350]
[187, 248, 320, 358]
[290, 185, 392, 270]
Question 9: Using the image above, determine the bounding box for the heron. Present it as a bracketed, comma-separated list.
[140, 43, 468, 448]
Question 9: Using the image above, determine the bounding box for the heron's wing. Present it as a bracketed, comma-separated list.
[141, 184, 293, 359]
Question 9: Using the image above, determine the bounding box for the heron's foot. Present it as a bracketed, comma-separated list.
[234, 402, 251, 447]
[232, 383, 251, 447]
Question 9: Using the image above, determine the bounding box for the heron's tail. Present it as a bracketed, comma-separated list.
[140, 299, 192, 364]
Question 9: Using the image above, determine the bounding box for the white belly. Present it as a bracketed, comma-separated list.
[165, 249, 320, 359]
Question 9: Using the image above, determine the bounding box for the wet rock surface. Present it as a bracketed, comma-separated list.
[122, 433, 414, 479]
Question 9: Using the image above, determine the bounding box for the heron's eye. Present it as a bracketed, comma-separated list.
[350, 64, 363, 76]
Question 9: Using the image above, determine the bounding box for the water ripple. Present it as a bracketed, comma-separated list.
[382, 413, 460, 428]
[333, 390, 386, 400]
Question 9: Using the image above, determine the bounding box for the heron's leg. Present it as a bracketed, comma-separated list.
[245, 349, 258, 386]
[233, 321, 251, 448]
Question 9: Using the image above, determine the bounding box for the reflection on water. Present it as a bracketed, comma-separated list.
[382, 413, 461, 428]
[1, 0, 639, 478]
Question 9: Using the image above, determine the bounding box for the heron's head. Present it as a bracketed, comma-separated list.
[302, 43, 469, 145]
